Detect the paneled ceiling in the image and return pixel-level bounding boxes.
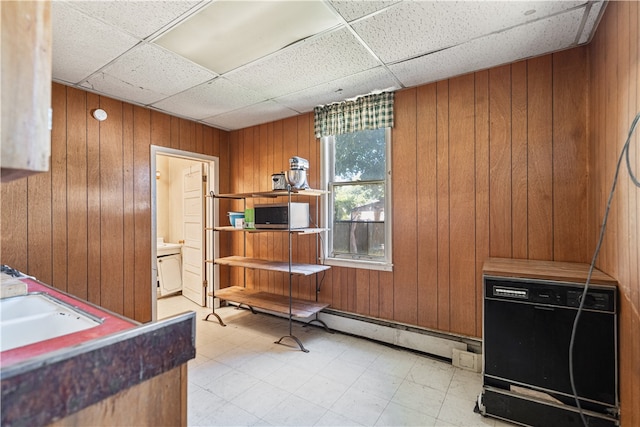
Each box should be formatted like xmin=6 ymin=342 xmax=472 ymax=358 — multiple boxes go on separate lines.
xmin=52 ymin=0 xmax=606 ymax=131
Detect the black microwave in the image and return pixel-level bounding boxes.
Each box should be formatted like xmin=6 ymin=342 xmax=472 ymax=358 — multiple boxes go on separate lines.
xmin=254 ymin=203 xmax=309 ymax=229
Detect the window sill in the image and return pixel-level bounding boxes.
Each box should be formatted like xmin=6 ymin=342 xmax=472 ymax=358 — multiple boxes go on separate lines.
xmin=322 ymin=258 xmax=393 ymax=272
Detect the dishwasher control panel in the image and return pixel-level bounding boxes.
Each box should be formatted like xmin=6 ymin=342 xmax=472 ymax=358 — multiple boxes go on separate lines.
xmin=566 ymin=289 xmax=612 ymax=310
xmin=486 ymin=277 xmax=616 ymax=313
xmin=492 ymin=286 xmax=528 ymax=299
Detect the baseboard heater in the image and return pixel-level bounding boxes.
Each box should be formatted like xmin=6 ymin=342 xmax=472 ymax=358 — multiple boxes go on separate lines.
xmin=222 ymin=301 xmax=471 ymax=359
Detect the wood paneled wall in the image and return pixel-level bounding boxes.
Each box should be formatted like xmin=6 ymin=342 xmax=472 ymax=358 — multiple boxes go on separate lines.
xmin=228 ymin=47 xmax=591 ymax=338
xmin=0 ymin=84 xmax=229 ymax=322
xmin=588 ymin=2 xmax=640 ymax=425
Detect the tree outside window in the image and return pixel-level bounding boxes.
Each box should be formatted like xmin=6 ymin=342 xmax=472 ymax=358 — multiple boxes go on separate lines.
xmin=323 ymin=128 xmax=392 ymax=270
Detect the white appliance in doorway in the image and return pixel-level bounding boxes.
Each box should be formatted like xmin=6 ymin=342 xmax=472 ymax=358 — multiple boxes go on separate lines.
xmin=157 ymin=237 xmax=182 ymax=297
xmin=181 ymin=164 xmax=206 ymax=306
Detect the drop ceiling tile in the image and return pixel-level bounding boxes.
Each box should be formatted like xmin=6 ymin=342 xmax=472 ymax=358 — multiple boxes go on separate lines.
xmin=353 ymin=1 xmax=586 ymax=63
xmin=224 ymin=27 xmax=380 ymax=99
xmin=579 ymin=1 xmax=606 ymax=44
xmin=275 ymin=67 xmax=399 ymax=113
xmin=202 ymin=101 xmax=299 ymax=131
xmin=155 ymin=1 xmax=341 ymax=74
xmin=83 ymin=43 xmax=216 ymax=105
xmin=329 ymin=0 xmax=400 ymax=22
xmin=151 ymin=78 xmax=268 ymax=120
xmin=52 ymin=1 xmax=139 ymax=84
xmin=389 ymin=7 xmax=586 ymax=88
xmin=80 ymin=73 xmax=162 ymax=106
xmin=66 ymin=1 xmax=203 ymax=39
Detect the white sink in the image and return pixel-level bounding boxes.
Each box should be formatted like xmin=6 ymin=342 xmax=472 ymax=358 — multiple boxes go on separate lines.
xmin=1 ymin=293 xmax=102 ymax=352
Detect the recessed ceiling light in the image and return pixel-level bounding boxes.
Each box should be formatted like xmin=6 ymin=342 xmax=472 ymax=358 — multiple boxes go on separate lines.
xmin=154 ymin=1 xmax=340 ymax=74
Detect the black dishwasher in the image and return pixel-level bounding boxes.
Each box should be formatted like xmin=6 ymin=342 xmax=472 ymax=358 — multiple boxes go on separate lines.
xmin=480 ymin=276 xmax=619 ymax=427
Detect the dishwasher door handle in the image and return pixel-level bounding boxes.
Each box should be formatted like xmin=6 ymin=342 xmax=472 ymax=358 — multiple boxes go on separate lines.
xmin=534 ymin=305 xmax=555 ymax=311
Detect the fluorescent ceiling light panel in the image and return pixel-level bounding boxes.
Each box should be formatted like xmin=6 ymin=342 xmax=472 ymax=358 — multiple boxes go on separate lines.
xmin=154 ymin=1 xmax=340 ymax=74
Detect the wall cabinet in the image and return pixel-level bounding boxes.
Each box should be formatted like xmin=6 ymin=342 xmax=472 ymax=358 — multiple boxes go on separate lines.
xmin=206 ymin=188 xmax=331 ymax=352
xmin=1 ymin=1 xmax=52 ymax=182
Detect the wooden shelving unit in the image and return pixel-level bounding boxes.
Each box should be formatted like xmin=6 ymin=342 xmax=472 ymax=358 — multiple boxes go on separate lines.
xmin=204 ymin=188 xmax=330 ymax=352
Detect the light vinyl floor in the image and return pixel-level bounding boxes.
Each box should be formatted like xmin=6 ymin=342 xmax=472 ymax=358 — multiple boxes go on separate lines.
xmin=158 ymin=295 xmax=513 ymax=427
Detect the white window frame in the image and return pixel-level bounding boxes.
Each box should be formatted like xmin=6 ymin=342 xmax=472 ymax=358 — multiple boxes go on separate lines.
xmin=320 ymin=128 xmax=393 ymax=272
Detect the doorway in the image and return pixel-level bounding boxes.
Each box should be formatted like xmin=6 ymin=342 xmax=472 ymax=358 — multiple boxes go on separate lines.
xmin=150 ymin=146 xmax=219 ymax=321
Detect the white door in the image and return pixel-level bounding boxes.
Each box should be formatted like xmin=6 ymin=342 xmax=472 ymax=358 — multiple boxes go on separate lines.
xmin=182 ymin=165 xmax=206 ymax=305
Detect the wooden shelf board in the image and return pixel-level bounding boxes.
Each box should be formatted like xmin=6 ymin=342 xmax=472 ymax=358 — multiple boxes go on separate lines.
xmin=208 ymin=256 xmax=330 ymax=276
xmin=213 ymin=226 xmax=242 ymax=231
xmin=213 ymin=189 xmax=328 ymax=199
xmin=213 ymin=226 xmax=326 ymax=234
xmin=209 ymin=286 xmax=329 ymax=318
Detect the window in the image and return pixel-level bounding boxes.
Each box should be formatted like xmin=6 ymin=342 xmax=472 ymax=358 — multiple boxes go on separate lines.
xmin=321 ymin=128 xmax=392 ymax=271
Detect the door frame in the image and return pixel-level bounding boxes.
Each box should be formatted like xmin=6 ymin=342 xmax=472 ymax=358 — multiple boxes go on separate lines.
xmin=150 ymin=145 xmax=219 ymax=321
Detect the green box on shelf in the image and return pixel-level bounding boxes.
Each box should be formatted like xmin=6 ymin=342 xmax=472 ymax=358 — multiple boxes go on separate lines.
xmin=244 ymin=208 xmax=255 ymax=229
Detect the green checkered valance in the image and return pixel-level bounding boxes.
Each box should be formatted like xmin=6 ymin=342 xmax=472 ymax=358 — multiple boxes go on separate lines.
xmin=313 ymin=91 xmax=394 ymax=138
